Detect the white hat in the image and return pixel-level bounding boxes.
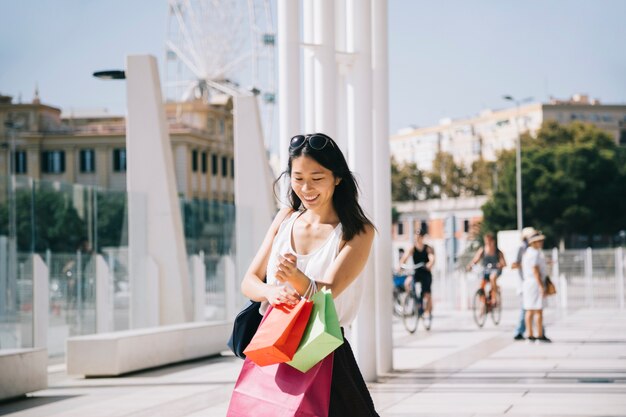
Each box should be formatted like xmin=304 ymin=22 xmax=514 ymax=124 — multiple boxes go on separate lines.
xmin=528 ymin=231 xmax=546 ymax=244
xmin=521 ymin=227 xmax=537 ymax=240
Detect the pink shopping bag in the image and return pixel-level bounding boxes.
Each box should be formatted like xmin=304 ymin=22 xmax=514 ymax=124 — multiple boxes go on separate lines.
xmin=227 ymin=352 xmax=334 ymax=417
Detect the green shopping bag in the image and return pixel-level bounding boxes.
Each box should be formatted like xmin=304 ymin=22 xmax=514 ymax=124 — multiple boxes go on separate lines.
xmin=287 ymin=288 xmax=344 ymax=372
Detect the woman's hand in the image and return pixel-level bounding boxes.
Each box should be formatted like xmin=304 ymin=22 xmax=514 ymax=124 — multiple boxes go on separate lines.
xmin=276 ymin=253 xmax=304 ymax=284
xmin=264 ymin=284 xmax=299 ymax=307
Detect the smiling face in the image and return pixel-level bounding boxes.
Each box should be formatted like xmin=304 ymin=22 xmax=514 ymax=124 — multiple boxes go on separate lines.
xmin=290 ymin=155 xmax=339 ymax=212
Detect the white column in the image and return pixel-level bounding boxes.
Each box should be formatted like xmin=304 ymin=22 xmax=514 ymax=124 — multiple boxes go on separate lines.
xmin=278 ymin=0 xmax=301 ymax=172
xmin=314 ymin=0 xmax=337 ymax=138
xmin=372 ymin=0 xmax=392 ymax=375
xmin=32 ymin=254 xmax=48 ymax=349
xmin=233 ymin=95 xmax=275 ymax=297
xmin=335 ymin=0 xmax=349 ymax=151
xmin=584 ymin=247 xmax=593 ymax=307
xmin=96 ymin=254 xmax=113 ymax=333
xmin=346 ymin=0 xmax=377 ymax=382
xmin=191 ymin=253 xmax=205 ymax=321
xmin=126 ymin=54 xmax=191 ymax=326
xmin=616 ymin=247 xmax=624 ymax=310
xmin=303 ymin=0 xmax=316 ymax=133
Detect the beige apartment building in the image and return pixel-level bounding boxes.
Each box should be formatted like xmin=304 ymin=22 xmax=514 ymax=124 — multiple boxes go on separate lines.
xmin=390 ymin=94 xmax=626 ymax=171
xmin=0 ymin=92 xmax=234 ymax=202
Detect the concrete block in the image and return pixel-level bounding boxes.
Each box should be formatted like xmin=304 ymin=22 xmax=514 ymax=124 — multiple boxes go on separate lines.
xmin=0 ymin=348 xmax=47 ymax=400
xmin=66 ymin=321 xmax=231 ymax=377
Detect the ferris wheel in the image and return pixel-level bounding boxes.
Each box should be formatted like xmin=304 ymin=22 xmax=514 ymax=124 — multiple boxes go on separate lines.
xmin=164 ymin=0 xmax=276 ymax=150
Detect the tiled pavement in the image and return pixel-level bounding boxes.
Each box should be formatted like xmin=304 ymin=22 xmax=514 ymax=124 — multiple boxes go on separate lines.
xmin=1 ymin=307 xmax=624 ymax=417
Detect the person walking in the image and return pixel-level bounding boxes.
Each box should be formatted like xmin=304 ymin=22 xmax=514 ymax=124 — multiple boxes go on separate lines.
xmin=235 ymin=133 xmax=379 ymax=416
xmin=511 ymin=227 xmax=537 ymax=340
xmin=522 ymin=231 xmax=551 ymax=343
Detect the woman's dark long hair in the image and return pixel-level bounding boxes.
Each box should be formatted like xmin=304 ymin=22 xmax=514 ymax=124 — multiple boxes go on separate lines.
xmin=274 ymin=134 xmax=374 ymax=242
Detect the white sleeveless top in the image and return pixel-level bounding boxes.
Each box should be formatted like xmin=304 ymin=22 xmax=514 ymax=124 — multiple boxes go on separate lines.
xmin=262 ymin=211 xmax=364 ymax=327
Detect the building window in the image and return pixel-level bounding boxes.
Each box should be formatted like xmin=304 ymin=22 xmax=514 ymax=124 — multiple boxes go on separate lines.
xmin=192 ymin=150 xmax=198 ymax=172
xmin=79 ymin=149 xmax=96 ymax=173
xmin=219 ymin=119 xmax=225 ymax=134
xmin=41 ymin=150 xmax=65 ymax=174
xmin=420 ymin=220 xmax=428 ymax=234
xmin=113 ymin=148 xmax=126 ymax=172
xmin=13 ymin=151 xmax=27 ymax=174
xmin=212 ymin=154 xmax=218 ymax=175
xmin=464 ymin=219 xmax=470 ymax=233
xmin=620 ymin=130 xmax=626 ymax=146
xmin=397 ymin=222 xmax=404 ymax=235
xmin=222 ymin=156 xmax=228 ymax=177
xmin=201 ymin=152 xmax=207 ymax=173
xmin=230 ymin=158 xmax=234 ymax=178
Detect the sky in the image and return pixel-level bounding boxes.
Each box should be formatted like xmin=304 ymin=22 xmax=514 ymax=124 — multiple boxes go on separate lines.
xmin=1 ymin=0 xmax=625 ymax=135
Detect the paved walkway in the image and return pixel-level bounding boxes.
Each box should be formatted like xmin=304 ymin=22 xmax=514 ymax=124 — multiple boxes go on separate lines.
xmin=1 ymin=308 xmax=625 ymax=417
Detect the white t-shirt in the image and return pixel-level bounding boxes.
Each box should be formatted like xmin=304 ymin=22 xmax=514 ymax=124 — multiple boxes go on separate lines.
xmin=521 ymin=247 xmax=547 ymax=281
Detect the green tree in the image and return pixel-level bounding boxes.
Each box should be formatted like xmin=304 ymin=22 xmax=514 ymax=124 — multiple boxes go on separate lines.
xmin=482 ymin=121 xmax=626 ymax=246
xmin=0 ymin=186 xmax=87 ymax=252
xmin=428 ymin=151 xmax=468 ymax=198
xmin=391 ymin=158 xmax=431 ymax=201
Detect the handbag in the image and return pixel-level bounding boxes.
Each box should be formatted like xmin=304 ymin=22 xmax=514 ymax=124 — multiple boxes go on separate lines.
xmin=227 ymin=353 xmax=334 ymax=417
xmin=288 ymin=288 xmax=343 ymax=373
xmin=227 ymin=300 xmax=263 ymax=359
xmin=244 ymin=295 xmax=314 ymax=366
xmin=545 ymin=276 xmax=557 ymax=296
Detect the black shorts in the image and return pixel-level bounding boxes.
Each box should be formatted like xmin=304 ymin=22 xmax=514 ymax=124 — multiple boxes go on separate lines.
xmin=413 ymin=273 xmax=432 ymax=295
xmin=483 ymin=268 xmax=502 ymax=281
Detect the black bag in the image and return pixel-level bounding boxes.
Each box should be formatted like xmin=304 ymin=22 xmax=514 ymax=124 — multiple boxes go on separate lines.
xmin=227 ymin=300 xmax=263 ymax=359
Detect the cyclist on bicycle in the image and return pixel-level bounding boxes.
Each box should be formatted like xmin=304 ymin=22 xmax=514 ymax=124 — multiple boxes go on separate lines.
xmin=399 ymin=229 xmax=435 ymax=320
xmin=467 ymin=233 xmax=506 ymax=305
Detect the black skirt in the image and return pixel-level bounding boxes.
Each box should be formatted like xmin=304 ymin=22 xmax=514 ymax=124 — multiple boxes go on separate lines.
xmin=329 ymin=331 xmax=380 ymax=417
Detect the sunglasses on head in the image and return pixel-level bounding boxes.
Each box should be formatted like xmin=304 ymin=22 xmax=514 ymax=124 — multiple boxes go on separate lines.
xmin=289 ymin=133 xmax=335 ymax=151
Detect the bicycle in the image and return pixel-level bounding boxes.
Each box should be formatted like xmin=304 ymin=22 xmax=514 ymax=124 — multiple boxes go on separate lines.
xmin=392 ymin=270 xmax=407 ymax=317
xmin=470 ymin=264 xmax=502 ymax=328
xmin=399 ymin=263 xmax=432 ymax=333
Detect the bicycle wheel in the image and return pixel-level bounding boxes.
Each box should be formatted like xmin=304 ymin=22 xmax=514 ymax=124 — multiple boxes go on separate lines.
xmin=403 ymin=292 xmax=418 ymax=333
xmin=472 ymin=289 xmax=487 ymax=328
xmin=491 ymin=289 xmax=502 ymax=325
xmin=393 ymin=289 xmax=405 ymax=317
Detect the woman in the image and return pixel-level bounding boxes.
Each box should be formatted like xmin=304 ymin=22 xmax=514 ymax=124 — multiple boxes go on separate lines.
xmin=399 ymin=229 xmax=435 ymax=320
xmin=467 ymin=233 xmax=506 ymax=305
xmin=522 ymin=231 xmax=551 ymax=343
xmin=238 ymin=133 xmax=379 ymax=416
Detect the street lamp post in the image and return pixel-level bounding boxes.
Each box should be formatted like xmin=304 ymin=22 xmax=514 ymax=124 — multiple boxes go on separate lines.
xmin=502 ymin=95 xmax=532 ymax=231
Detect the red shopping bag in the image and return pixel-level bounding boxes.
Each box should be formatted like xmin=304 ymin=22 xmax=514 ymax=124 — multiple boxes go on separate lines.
xmin=227 ymin=353 xmax=334 ymax=417
xmin=244 ymin=297 xmax=313 ymax=366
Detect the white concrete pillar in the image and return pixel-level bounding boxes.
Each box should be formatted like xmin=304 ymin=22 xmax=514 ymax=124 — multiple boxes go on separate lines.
xmin=32 ymin=254 xmax=48 ymax=349
xmin=314 ymin=0 xmax=337 ymax=138
xmin=223 ymin=254 xmax=238 ymax=320
xmin=616 ymin=247 xmax=624 ymax=310
xmin=96 ymin=254 xmax=113 ymax=333
xmin=303 ymin=0 xmax=316 ymax=133
xmin=126 ymin=54 xmax=191 ymax=326
xmin=191 ymin=253 xmax=205 ymax=321
xmin=584 ymin=247 xmax=593 ymax=307
xmin=233 ymin=95 xmax=275 ymax=295
xmin=372 ymin=0 xmax=393 ymax=375
xmin=278 ymin=0 xmax=301 ymax=172
xmin=346 ymin=0 xmax=377 ymax=382
xmin=335 ymin=0 xmax=349 ymax=152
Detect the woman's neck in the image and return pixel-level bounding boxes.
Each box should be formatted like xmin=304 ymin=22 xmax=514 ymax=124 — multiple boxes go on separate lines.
xmin=301 ymin=206 xmax=339 ymax=226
